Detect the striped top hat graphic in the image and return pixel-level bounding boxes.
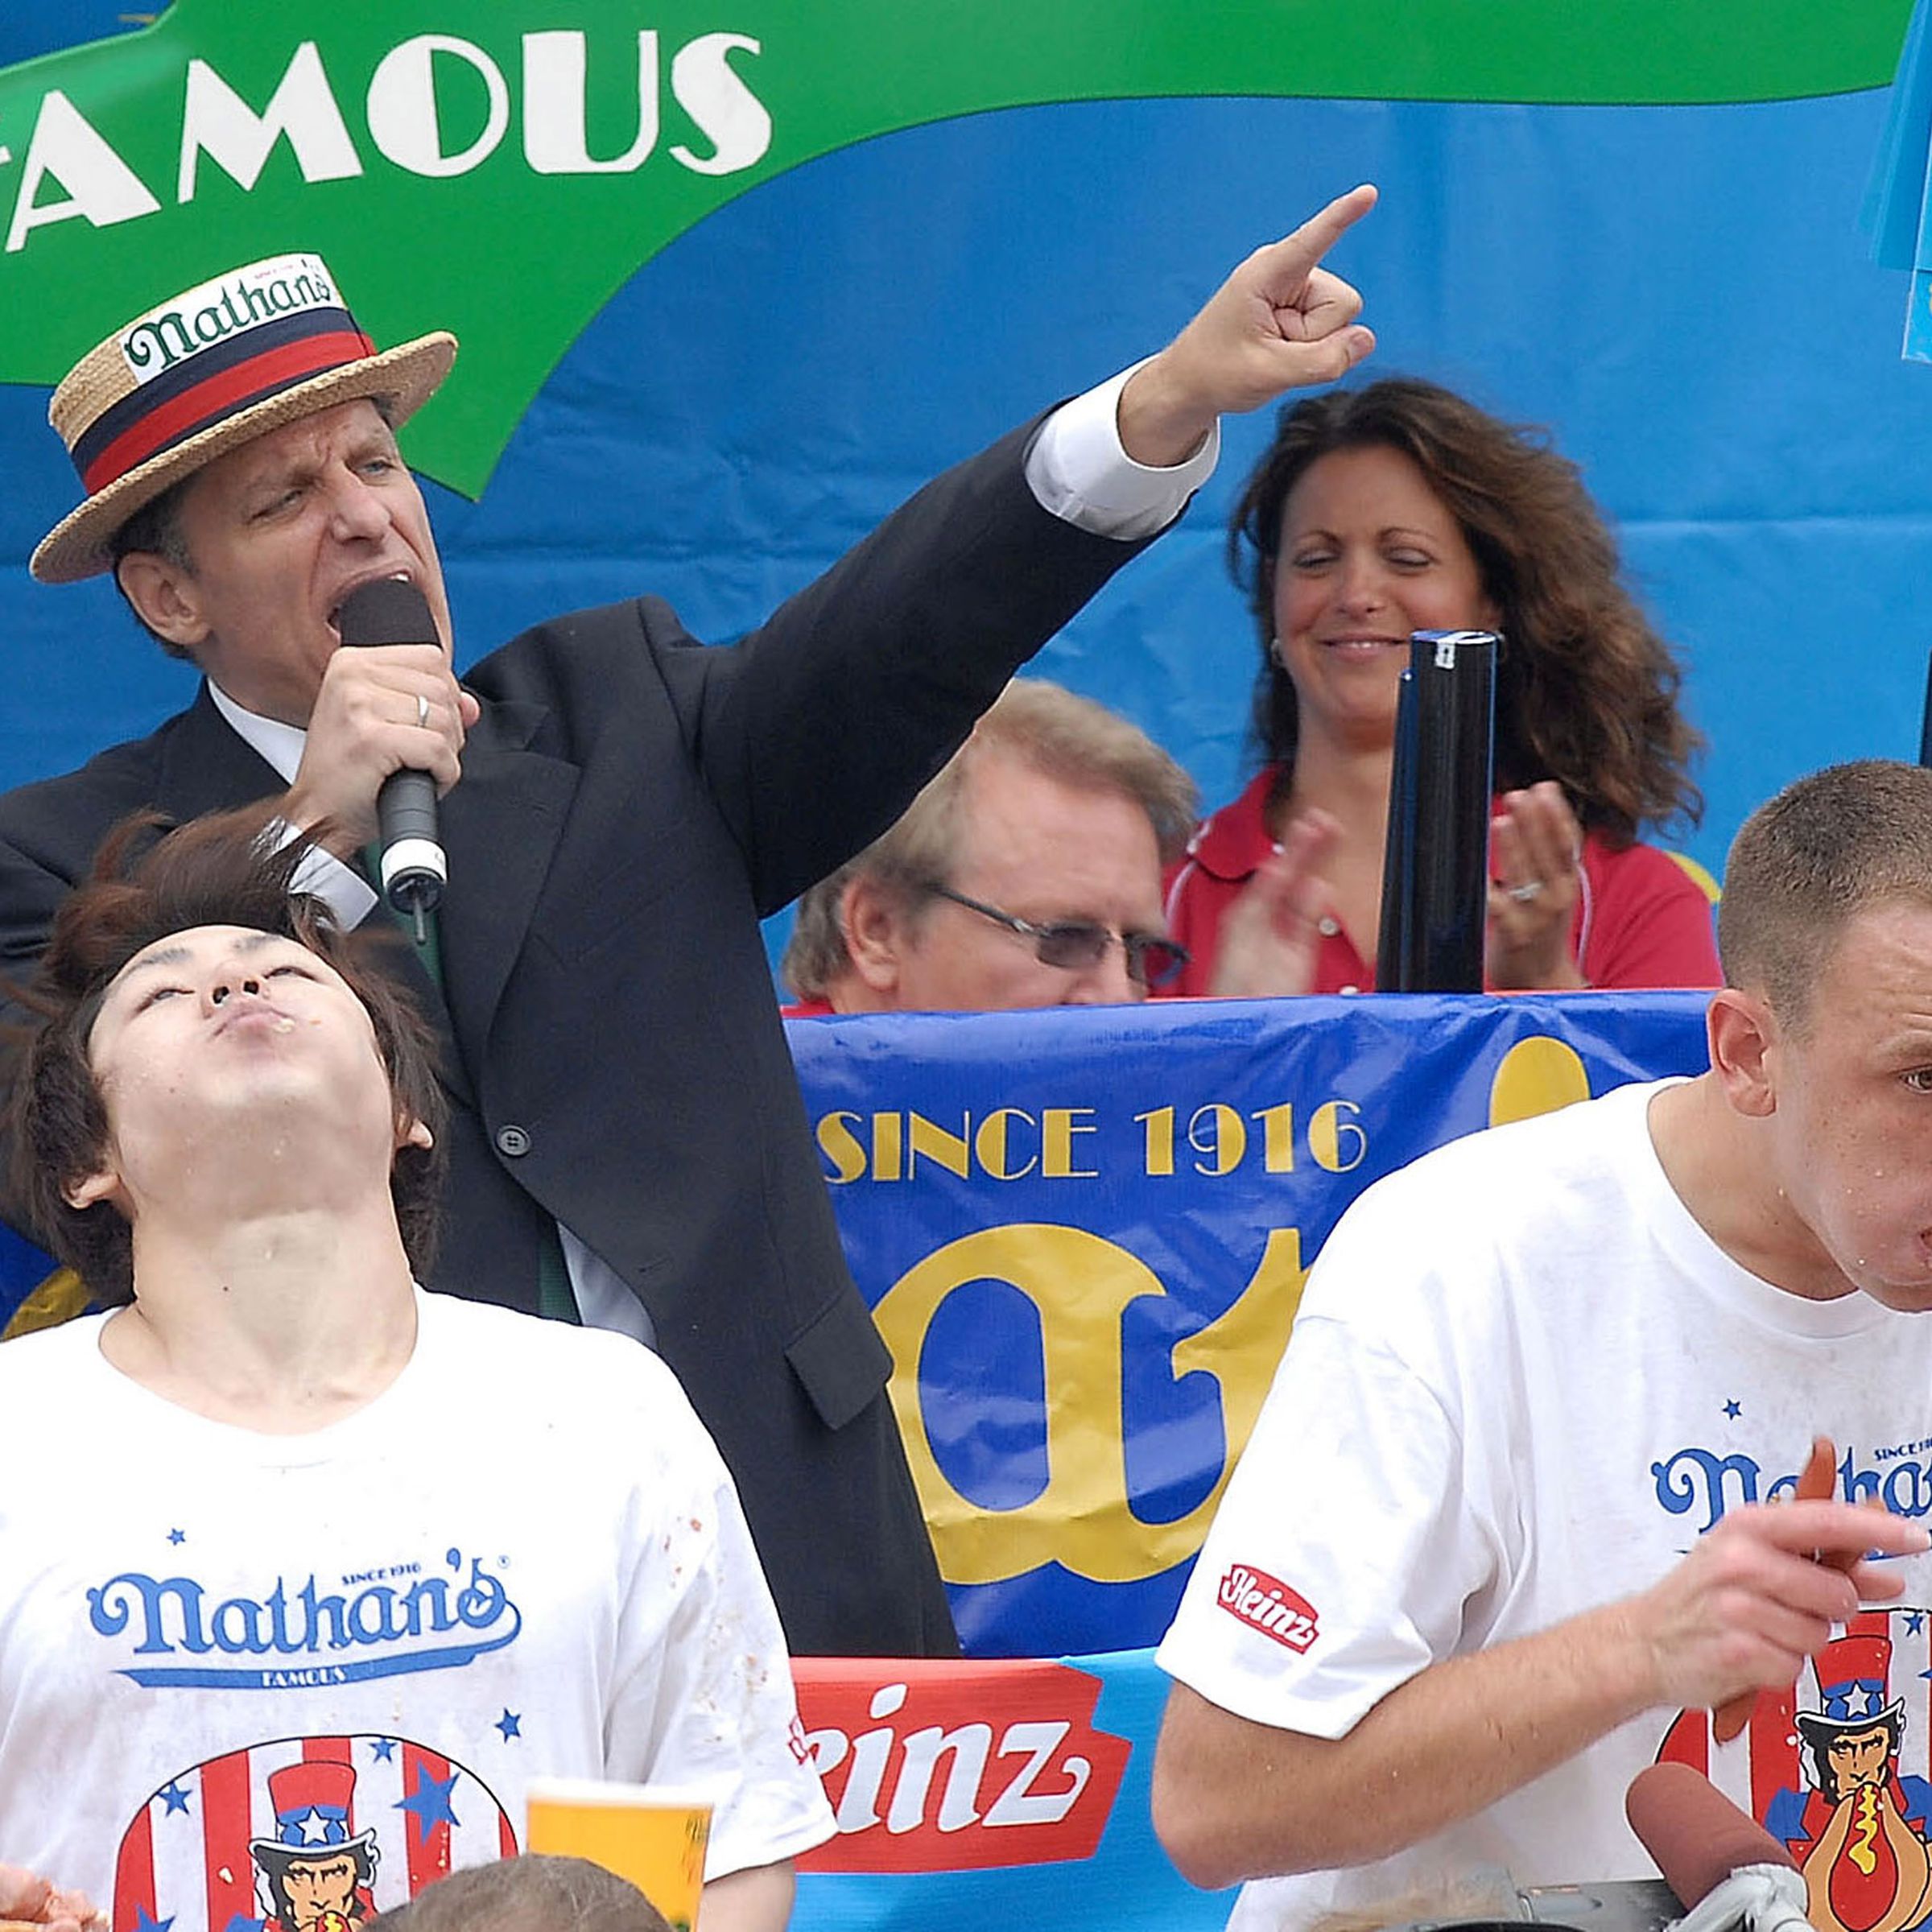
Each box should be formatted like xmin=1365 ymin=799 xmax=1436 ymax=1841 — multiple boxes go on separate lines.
xmin=248 ymin=1756 xmax=380 ymax=1860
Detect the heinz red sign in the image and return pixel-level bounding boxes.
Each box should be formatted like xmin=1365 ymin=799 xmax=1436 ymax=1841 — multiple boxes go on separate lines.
xmin=791 ymin=1657 xmax=1133 ymax=1872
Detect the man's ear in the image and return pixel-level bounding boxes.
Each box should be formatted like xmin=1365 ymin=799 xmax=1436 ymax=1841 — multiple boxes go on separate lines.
xmin=1707 ymin=986 xmax=1778 ymax=1118
xmin=115 ymin=551 xmax=212 ymax=653
xmin=841 ymin=876 xmax=909 ymax=995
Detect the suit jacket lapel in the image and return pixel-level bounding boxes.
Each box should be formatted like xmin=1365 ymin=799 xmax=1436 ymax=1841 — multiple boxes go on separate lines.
xmin=437 ymin=696 xmax=578 ymax=1059
xmin=156 ymin=684 xmax=287 ymax=818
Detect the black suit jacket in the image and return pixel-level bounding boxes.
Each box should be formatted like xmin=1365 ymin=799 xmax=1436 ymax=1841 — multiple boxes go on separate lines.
xmin=0 ymin=418 xmax=1156 ymax=1655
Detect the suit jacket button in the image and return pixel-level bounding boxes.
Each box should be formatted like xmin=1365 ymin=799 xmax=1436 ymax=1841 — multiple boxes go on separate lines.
xmin=495 ymin=1125 xmax=532 ymax=1158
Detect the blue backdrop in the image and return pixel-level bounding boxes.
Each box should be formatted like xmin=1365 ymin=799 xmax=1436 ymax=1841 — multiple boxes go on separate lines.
xmin=3 ymin=7 xmax=1931 ymax=896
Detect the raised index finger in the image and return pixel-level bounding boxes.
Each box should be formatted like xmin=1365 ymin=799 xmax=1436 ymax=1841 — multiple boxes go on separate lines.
xmin=1259 ymin=184 xmax=1378 ymax=288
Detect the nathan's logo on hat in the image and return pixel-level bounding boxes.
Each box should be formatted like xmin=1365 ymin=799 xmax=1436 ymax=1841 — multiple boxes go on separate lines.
xmin=67 ymin=250 xmax=378 ymax=503
xmin=32 ymin=250 xmax=455 ymax=586
xmin=119 ymin=254 xmax=341 ymax=382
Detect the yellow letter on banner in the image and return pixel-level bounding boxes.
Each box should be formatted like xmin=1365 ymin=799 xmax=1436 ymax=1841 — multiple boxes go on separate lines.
xmin=1486 ymin=1035 xmax=1592 ymax=1126
xmin=873 ymin=1225 xmax=1307 ymax=1586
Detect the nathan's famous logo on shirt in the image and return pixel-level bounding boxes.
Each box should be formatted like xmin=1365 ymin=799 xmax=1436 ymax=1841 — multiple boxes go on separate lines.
xmin=1216 ymin=1565 xmax=1319 ymax=1652
xmin=86 ymin=1547 xmax=521 ymax=1689
xmin=1652 ymin=1435 xmax=1932 ymax=1535
xmin=792 ymin=1659 xmax=1131 ymax=1873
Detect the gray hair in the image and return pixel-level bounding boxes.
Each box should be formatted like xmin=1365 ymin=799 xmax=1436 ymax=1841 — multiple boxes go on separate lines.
xmin=782 ymin=678 xmax=1197 ymax=999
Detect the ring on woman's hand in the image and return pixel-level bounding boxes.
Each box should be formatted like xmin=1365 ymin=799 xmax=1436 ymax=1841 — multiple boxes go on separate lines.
xmin=415 ymin=693 xmax=431 ymax=729
xmin=1508 ymin=879 xmax=1546 ymax=903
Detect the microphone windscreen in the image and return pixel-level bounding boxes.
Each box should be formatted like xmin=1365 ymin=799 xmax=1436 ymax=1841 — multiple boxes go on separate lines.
xmin=336 ymin=577 xmax=438 ymax=649
xmin=1626 ymin=1761 xmax=1796 ymax=1911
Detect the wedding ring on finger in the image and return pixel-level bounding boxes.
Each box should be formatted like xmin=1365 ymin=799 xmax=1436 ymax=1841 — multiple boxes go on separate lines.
xmin=415 ymin=693 xmax=431 ymax=729
xmin=1508 ymin=879 xmax=1546 ymax=904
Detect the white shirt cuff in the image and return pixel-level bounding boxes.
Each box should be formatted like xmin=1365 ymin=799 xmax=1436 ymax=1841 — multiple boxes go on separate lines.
xmin=1025 ymin=359 xmax=1220 ymax=540
xmin=262 ymin=817 xmax=379 ymax=930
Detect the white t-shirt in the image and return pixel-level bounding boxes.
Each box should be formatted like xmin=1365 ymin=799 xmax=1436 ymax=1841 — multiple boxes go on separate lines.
xmin=1158 ymin=1078 xmax=1932 ymax=1931
xmin=0 ymin=1291 xmax=832 ymax=1928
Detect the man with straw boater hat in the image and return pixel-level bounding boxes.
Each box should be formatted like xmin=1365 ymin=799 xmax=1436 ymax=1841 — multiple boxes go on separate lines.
xmin=0 ymin=192 xmax=1378 ymax=1660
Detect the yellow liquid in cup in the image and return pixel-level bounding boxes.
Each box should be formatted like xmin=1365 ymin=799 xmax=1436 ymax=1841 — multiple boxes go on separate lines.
xmin=525 ymin=1778 xmax=712 ymax=1931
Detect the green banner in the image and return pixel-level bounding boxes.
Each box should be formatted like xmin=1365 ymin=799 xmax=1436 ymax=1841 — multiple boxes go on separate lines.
xmin=0 ymin=0 xmax=1912 ymax=493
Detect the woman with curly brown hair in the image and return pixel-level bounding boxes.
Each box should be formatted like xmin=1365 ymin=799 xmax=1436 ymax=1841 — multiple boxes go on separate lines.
xmin=1162 ymin=377 xmax=1719 ymax=996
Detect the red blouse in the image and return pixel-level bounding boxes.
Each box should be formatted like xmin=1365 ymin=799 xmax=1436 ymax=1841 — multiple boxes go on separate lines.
xmin=1160 ymin=765 xmax=1722 ymax=998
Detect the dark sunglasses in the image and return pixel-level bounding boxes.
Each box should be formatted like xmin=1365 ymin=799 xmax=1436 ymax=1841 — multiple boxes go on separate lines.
xmin=925 ymin=884 xmax=1190 ymax=990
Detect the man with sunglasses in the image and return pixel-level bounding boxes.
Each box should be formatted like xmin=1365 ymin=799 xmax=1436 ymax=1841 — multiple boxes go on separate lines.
xmin=782 ymin=679 xmax=1196 ymax=1013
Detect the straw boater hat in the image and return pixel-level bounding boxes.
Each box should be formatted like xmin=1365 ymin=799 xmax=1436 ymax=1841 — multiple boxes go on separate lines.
xmin=31 ymin=250 xmax=455 ymax=585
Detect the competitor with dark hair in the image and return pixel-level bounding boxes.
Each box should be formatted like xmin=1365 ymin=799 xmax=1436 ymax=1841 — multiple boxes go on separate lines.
xmin=0 ymin=813 xmax=831 ymax=1932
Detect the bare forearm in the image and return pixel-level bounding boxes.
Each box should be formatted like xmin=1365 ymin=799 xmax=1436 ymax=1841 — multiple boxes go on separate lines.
xmin=1116 ymin=356 xmax=1220 ymax=470
xmin=698 ymin=1859 xmax=794 ymax=1932
xmin=1157 ymin=1496 xmax=1922 ymax=1889
xmin=1156 ymin=1598 xmax=1655 ymax=1886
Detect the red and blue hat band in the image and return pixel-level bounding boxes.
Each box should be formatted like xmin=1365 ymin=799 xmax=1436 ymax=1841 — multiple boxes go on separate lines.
xmin=72 ymin=305 xmax=377 ymax=497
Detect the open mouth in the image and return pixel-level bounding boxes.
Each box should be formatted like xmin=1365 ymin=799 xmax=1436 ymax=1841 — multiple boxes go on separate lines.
xmin=326 ymin=570 xmax=416 ymax=641
xmin=211 ymin=1002 xmax=296 ymax=1039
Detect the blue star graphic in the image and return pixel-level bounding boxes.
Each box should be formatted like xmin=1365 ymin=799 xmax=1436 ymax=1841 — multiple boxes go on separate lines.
xmin=1908 ymin=1612 xmax=1926 ymax=1637
xmin=167 ymin=1528 xmax=186 ymax=1545
xmin=1723 ymin=1401 xmax=1742 ymax=1420
xmin=132 ymin=1909 xmax=175 ymax=1932
xmin=369 ymin=1737 xmax=398 ymax=1762
xmin=496 ymin=1709 xmax=522 ymax=1741
xmin=221 ymin=1916 xmax=266 ymax=1932
xmin=159 ymin=1780 xmax=192 ymax=1816
xmin=395 ymin=1764 xmax=461 ymax=1846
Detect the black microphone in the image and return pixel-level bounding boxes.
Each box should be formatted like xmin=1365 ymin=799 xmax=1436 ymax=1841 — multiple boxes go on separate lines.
xmin=1625 ymin=1762 xmax=1807 ymax=1925
xmin=335 ymin=577 xmax=448 ymax=942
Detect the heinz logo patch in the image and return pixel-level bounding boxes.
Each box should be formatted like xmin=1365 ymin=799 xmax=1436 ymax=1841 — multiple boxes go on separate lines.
xmin=1217 ymin=1565 xmax=1320 ymax=1651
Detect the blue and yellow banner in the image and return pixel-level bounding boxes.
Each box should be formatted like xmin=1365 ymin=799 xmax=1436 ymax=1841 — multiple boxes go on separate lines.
xmin=786 ymin=992 xmax=1711 ymax=1655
